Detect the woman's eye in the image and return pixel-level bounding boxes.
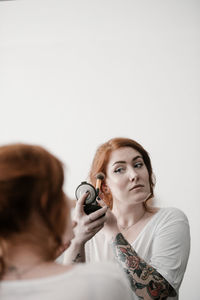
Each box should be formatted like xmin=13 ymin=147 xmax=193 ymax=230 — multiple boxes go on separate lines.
xmin=114 ymin=167 xmax=125 ymax=173
xmin=134 ymin=162 xmax=143 ymax=168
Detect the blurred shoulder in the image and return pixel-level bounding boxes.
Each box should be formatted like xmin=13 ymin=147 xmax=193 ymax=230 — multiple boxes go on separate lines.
xmin=73 ymin=261 xmax=130 ymax=285
xmin=74 ymin=261 xmax=126 ymax=278
xmin=73 ymin=262 xmax=132 ymax=298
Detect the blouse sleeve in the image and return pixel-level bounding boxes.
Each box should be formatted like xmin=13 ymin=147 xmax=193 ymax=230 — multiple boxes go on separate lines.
xmin=149 ymin=207 xmax=190 ymax=291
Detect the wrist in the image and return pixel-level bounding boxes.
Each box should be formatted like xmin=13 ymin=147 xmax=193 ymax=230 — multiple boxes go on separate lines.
xmin=71 ymin=237 xmax=86 ymax=249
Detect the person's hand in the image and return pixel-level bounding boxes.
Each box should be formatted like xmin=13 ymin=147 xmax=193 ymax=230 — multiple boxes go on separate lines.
xmin=72 ymin=192 xmax=108 ymax=245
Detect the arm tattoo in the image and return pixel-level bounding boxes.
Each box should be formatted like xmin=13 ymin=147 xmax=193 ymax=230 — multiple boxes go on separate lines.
xmin=72 ymin=253 xmax=82 ymax=263
xmin=112 ymin=233 xmax=176 ymax=299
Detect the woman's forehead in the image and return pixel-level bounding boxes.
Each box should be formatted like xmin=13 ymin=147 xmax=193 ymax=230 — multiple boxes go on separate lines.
xmin=107 ymin=147 xmax=141 ymax=165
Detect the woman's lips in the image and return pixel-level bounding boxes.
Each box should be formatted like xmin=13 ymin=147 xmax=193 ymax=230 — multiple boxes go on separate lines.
xmin=129 ymin=184 xmax=144 ymax=191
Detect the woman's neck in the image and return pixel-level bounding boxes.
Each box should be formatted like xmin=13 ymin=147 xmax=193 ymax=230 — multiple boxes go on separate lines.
xmin=4 ymin=243 xmax=45 ymax=271
xmin=112 ymin=201 xmax=146 ymax=229
xmin=3 ymin=242 xmax=72 ymax=281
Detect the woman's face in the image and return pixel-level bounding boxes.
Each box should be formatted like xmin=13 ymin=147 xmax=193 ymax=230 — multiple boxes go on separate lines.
xmin=105 ymin=147 xmax=151 ymax=206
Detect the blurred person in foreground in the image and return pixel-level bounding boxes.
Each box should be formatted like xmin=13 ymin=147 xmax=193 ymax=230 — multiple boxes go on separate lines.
xmin=0 ymin=143 xmax=133 ymax=300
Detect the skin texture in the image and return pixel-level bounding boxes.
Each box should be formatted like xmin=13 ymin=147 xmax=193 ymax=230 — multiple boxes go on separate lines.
xmin=105 ymin=147 xmax=151 ymax=210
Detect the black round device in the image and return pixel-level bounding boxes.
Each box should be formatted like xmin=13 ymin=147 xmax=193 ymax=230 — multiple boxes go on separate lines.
xmin=75 ymin=181 xmax=101 ymax=215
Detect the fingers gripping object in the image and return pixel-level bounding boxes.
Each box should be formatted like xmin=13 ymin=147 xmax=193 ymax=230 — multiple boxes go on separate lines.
xmin=75 ymin=173 xmax=105 ymax=215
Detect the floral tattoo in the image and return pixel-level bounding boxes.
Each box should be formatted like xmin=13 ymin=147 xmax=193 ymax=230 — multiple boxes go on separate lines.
xmin=112 ymin=233 xmax=176 ymax=299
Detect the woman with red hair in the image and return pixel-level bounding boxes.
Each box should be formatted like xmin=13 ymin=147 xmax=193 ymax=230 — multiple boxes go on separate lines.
xmin=0 ymin=143 xmax=133 ymax=300
xmin=65 ymin=137 xmax=190 ymax=300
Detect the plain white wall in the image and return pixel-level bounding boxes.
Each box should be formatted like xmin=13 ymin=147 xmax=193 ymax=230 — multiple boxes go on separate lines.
xmin=0 ymin=0 xmax=199 ymax=298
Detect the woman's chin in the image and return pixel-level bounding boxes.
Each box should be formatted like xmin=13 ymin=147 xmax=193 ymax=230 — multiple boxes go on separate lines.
xmin=130 ymin=193 xmax=150 ymax=204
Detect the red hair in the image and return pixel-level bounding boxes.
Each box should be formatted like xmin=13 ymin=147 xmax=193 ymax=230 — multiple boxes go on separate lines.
xmin=0 ymin=144 xmax=68 ymax=278
xmin=89 ymin=137 xmax=155 ymax=210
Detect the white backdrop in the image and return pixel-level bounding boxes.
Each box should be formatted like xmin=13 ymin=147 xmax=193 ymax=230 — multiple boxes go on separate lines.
xmin=0 ymin=0 xmax=199 ymax=299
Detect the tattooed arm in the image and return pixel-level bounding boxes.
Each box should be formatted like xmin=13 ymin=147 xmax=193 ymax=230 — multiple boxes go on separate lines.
xmin=112 ymin=233 xmax=176 ymax=300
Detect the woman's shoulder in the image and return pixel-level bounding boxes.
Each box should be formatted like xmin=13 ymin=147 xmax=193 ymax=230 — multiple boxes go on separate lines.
xmin=73 ymin=261 xmax=125 ymax=278
xmin=72 ymin=262 xmax=129 ymax=285
xmin=152 ymin=207 xmax=190 ymax=233
xmin=71 ymin=262 xmax=133 ymax=298
xmin=156 ymin=206 xmax=189 ymax=221
xmin=0 ymin=263 xmax=133 ymax=300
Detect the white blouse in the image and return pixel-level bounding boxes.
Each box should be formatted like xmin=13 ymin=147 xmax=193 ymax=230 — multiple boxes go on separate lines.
xmin=85 ymin=207 xmax=190 ymax=300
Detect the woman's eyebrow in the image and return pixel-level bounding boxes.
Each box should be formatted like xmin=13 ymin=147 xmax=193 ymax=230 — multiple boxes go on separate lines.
xmin=112 ymin=155 xmax=143 ymax=166
xmin=132 ymin=155 xmax=143 ymax=161
xmin=112 ymin=160 xmax=126 ymax=166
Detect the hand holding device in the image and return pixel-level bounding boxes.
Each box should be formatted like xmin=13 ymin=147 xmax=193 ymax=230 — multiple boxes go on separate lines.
xmin=75 ymin=173 xmax=105 ymax=215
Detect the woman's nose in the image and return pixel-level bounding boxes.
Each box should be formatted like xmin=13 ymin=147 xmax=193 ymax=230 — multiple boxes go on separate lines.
xmin=128 ymin=168 xmax=138 ymax=181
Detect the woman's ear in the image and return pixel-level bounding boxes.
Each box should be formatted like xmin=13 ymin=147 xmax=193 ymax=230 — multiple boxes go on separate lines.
xmin=100 ymin=182 xmax=113 ymax=210
xmin=101 ymin=183 xmax=110 ymax=194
